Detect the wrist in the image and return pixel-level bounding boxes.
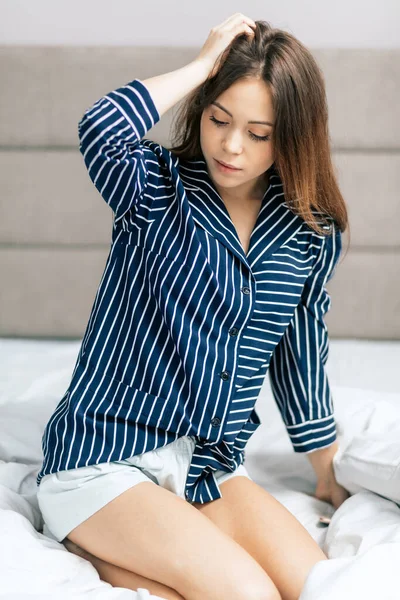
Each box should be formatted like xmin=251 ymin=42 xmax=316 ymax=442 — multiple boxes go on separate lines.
xmin=191 ymin=57 xmax=213 ymax=80
xmin=306 ymin=440 xmax=339 ymax=481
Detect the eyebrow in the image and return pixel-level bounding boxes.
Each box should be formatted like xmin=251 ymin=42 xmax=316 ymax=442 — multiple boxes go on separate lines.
xmin=211 ymin=101 xmax=274 ymax=127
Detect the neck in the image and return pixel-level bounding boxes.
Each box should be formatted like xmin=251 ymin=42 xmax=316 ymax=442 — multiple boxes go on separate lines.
xmin=217 ymin=173 xmax=270 ymax=205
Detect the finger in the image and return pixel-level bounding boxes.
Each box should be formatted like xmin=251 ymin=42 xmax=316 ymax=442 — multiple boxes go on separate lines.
xmin=225 ymin=13 xmax=250 ymax=23
xmin=233 ymin=13 xmax=256 ymax=27
xmin=238 ymin=14 xmax=257 ymax=28
xmin=227 ymin=21 xmax=255 ymax=37
xmin=218 ymin=13 xmax=244 ymax=28
xmin=244 ymin=24 xmax=255 ymax=36
xmin=221 ymin=13 xmax=256 ymax=30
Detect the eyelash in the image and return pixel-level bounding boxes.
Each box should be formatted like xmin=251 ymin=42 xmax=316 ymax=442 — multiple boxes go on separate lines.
xmin=208 ymin=115 xmax=271 ymax=142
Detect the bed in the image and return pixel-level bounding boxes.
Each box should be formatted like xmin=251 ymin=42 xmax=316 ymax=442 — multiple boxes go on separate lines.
xmin=0 ymin=337 xmax=399 ymax=599
xmin=0 ymin=45 xmax=399 ymax=599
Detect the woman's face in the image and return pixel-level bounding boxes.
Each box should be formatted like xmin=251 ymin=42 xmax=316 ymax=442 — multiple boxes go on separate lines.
xmin=200 ymin=77 xmax=275 ymax=200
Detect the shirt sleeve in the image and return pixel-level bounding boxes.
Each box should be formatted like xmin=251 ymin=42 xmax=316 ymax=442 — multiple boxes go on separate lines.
xmin=78 ymin=78 xmax=161 ymax=224
xmin=267 ymin=221 xmax=342 ymax=453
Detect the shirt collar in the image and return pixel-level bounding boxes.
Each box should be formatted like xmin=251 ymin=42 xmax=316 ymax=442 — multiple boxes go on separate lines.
xmin=178 ymin=156 xmax=306 ymax=271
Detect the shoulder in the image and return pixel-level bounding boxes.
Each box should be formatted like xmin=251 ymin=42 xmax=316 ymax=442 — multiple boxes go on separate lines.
xmin=307 ymin=210 xmax=338 ymax=235
xmin=305 ymin=213 xmax=342 ymax=283
xmin=303 ymin=212 xmax=342 ymax=261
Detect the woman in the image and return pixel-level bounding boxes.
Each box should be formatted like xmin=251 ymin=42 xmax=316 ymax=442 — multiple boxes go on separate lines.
xmin=37 ymin=13 xmax=350 ymax=600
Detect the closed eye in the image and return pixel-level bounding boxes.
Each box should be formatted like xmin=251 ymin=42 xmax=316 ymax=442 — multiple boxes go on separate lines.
xmin=209 ymin=115 xmax=271 ymax=142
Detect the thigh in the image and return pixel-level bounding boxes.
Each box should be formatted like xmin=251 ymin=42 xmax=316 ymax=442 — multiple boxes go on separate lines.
xmin=193 ymin=476 xmax=327 ymax=600
xmin=215 ymin=463 xmax=252 ymax=488
xmin=191 ymin=464 xmax=252 ymax=540
xmin=63 ymin=538 xmax=186 ymax=600
xmin=66 ymin=480 xmax=281 ymax=600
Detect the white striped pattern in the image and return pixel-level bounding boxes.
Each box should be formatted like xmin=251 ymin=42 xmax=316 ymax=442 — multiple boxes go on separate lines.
xmin=37 ymin=79 xmax=342 ymax=503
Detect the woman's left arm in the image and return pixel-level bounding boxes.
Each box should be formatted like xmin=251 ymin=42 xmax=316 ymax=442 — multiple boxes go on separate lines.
xmin=268 ymin=220 xmax=350 ymax=509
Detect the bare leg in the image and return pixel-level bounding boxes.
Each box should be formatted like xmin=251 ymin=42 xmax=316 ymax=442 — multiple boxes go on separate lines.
xmin=193 ymin=476 xmax=327 ymax=600
xmin=65 ymin=481 xmax=281 ymax=600
xmin=63 ymin=538 xmax=185 ymax=600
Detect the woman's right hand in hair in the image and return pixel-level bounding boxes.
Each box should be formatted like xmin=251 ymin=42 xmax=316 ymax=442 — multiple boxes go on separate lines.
xmin=195 ymin=13 xmax=256 ymax=78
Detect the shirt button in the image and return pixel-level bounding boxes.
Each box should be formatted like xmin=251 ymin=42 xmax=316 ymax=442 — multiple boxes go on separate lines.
xmin=241 ymin=286 xmax=251 ymax=295
xmin=220 ymin=370 xmax=230 ymax=380
xmin=211 ymin=417 xmax=221 ymax=427
xmin=229 ymin=327 xmax=239 ymax=336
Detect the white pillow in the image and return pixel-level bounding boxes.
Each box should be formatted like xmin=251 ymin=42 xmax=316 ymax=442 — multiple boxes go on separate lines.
xmin=333 ymin=396 xmax=400 ymax=505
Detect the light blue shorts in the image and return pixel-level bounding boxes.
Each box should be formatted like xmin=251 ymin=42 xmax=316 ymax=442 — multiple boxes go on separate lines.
xmin=37 ymin=435 xmax=252 ymax=543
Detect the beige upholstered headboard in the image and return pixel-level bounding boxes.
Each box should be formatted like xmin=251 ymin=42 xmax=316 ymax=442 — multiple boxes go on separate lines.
xmin=0 ymin=46 xmax=399 ymax=339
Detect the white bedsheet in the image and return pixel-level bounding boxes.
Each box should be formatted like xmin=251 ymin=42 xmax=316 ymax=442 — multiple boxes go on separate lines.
xmin=0 ymin=337 xmax=399 ymax=600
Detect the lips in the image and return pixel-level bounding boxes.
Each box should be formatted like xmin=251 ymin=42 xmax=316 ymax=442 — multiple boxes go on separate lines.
xmin=215 ymin=159 xmax=241 ymax=171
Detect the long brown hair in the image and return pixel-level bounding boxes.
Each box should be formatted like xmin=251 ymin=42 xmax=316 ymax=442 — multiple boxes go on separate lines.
xmin=166 ymin=20 xmax=350 ymax=247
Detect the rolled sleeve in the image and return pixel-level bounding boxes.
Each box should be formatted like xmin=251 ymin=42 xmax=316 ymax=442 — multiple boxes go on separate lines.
xmin=78 ymin=79 xmax=161 ymax=223
xmin=268 ymin=221 xmax=343 ymax=453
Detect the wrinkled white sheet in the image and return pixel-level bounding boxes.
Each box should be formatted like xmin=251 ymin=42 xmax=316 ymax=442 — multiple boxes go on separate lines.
xmin=299 ymin=491 xmax=400 ymax=600
xmin=0 ymin=338 xmax=399 ymax=600
xmin=0 ymin=463 xmax=164 ymax=599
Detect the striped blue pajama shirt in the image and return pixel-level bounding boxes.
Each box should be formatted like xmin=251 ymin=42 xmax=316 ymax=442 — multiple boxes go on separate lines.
xmin=37 ymin=78 xmax=342 ymax=504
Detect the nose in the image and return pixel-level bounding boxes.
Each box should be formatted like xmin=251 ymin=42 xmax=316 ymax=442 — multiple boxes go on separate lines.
xmin=222 ymin=129 xmax=243 ymax=154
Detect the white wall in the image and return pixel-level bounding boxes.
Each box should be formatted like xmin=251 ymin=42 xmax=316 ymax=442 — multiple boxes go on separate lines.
xmin=1 ymin=0 xmax=399 ymax=47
